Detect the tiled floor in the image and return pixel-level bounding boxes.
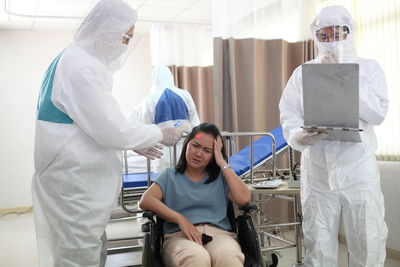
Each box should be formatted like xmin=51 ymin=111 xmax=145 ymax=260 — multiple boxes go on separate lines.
xmin=1 ymin=211 xmax=399 ymax=267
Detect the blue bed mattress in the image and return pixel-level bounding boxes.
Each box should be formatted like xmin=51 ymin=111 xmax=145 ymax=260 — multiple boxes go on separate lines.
xmin=229 ymin=126 xmax=287 ymax=176
xmin=123 ymin=172 xmax=157 ymax=188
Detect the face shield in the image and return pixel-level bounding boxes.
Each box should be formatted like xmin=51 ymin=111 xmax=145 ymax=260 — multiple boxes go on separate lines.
xmin=314 ymin=24 xmax=352 ymax=63
xmin=315 ymin=25 xmax=350 ymax=43
xmin=121 ymin=32 xmax=142 ymax=67
xmin=311 ymin=6 xmax=357 ymax=63
xmin=108 ymin=29 xmax=143 ymax=73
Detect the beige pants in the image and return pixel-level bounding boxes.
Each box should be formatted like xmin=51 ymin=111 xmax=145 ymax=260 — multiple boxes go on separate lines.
xmin=162 ymin=224 xmax=244 ymax=267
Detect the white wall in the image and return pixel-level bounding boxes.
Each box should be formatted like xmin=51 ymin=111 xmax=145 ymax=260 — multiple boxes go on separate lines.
xmin=337 ymin=161 xmax=400 ymax=251
xmin=0 ymin=29 xmax=152 ymax=208
xmin=378 ymin=161 xmax=400 ymax=250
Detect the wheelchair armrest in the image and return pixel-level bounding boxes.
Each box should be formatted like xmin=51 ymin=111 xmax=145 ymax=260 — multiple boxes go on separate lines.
xmin=142 ymin=211 xmax=155 ymax=218
xmin=238 ymin=204 xmax=258 ymax=213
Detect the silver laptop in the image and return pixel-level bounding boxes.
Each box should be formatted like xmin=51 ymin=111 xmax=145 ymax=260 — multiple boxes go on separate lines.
xmin=302 ymin=63 xmax=362 ymax=142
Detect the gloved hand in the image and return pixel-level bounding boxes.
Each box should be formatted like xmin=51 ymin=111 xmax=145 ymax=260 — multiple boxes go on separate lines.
xmin=160 ymin=127 xmax=183 ymax=146
xmin=174 ymin=120 xmax=190 ymax=134
xmin=134 ymin=145 xmax=163 ymax=160
xmin=297 ymin=131 xmax=328 ymax=146
xmin=318 ymin=52 xmax=338 ymax=63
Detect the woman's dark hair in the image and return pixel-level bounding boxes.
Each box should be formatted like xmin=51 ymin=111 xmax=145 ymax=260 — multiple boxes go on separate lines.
xmin=175 ymin=123 xmax=227 ymax=184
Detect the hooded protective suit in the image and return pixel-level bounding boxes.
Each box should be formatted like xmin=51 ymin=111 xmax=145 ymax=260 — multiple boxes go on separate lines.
xmin=32 ymin=1 xmax=162 ymax=266
xmin=140 ymin=65 xmax=200 ymax=171
xmin=279 ymin=6 xmax=388 ymax=267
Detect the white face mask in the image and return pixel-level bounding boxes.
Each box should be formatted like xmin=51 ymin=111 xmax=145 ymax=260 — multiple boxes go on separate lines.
xmin=105 ymin=32 xmax=140 ymax=72
xmin=108 ymin=58 xmax=122 ymax=74
xmin=102 ymin=42 xmax=128 ymax=73
xmin=319 ymin=38 xmax=349 ymax=54
xmin=105 ymin=42 xmax=128 ymax=63
xmin=320 ymin=41 xmax=337 ymax=51
xmin=317 ymin=37 xmax=357 ymax=63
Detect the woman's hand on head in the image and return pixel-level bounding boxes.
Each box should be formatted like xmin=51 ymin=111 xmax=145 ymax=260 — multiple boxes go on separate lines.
xmin=214 ymin=136 xmax=227 ymax=168
xmin=177 ymin=216 xmax=202 ymax=245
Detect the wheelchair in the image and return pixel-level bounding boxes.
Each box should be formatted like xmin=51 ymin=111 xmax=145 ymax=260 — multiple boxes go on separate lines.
xmin=141 ymin=203 xmax=279 ymax=267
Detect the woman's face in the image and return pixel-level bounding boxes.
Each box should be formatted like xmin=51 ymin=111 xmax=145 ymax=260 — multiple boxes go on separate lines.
xmin=185 ymin=132 xmax=215 ymax=170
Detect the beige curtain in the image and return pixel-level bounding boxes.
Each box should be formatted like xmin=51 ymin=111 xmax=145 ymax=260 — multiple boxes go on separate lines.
xmin=169 ymin=39 xmax=315 ymax=133
xmin=213 ymin=37 xmax=315 ymax=226
xmin=169 ymin=66 xmax=214 ymax=123
xmin=213 ymin=38 xmax=315 ymax=132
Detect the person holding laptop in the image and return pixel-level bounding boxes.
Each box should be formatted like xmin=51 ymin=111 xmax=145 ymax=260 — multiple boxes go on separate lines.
xmin=279 ymin=5 xmax=389 ymax=267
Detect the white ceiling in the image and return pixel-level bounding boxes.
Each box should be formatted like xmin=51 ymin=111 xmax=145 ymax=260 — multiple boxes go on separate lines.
xmin=0 ymin=0 xmax=212 ymax=31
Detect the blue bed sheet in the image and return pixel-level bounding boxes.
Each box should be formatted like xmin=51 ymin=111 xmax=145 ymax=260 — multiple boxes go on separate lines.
xmin=229 ymin=126 xmax=287 ymax=176
xmin=123 ymin=172 xmax=157 ymax=188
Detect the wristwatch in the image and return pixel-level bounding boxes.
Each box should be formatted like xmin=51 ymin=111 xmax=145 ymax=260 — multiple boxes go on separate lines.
xmin=222 ymin=164 xmax=231 ymax=171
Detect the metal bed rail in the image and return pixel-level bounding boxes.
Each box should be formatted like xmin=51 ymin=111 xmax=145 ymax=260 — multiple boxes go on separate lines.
xmin=108 ymin=152 xmax=155 ymax=253
xmin=221 ymin=131 xmax=279 ymax=183
xmin=121 ymin=151 xmax=153 ymax=213
xmin=250 ymin=190 xmax=303 ymax=266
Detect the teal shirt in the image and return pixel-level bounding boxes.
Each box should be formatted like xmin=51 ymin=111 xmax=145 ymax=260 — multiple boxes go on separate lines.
xmin=154 ymin=167 xmax=231 ymax=234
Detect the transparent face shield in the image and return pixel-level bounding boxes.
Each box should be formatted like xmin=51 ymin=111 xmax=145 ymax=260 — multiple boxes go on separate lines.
xmin=109 ymin=29 xmax=142 ymax=73
xmin=119 ymin=32 xmax=142 ymax=68
xmin=315 ymin=25 xmax=350 ymax=63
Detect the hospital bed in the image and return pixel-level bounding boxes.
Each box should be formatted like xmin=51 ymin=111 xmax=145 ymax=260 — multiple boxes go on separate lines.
xmin=111 ymin=126 xmax=303 ymax=265
xmin=223 ymin=126 xmax=289 ymax=182
xmin=106 ymin=154 xmax=155 ymax=254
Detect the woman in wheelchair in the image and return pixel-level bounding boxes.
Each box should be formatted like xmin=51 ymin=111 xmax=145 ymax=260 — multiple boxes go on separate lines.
xmin=139 ymin=122 xmax=251 ymax=267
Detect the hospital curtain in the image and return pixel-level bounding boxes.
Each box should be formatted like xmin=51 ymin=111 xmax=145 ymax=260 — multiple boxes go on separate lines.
xmin=213 ymin=38 xmax=314 ymax=132
xmin=212 ymin=0 xmax=315 ymax=132
xmin=149 ymin=24 xmax=214 ymax=123
xmin=169 ymin=66 xmax=214 ymax=123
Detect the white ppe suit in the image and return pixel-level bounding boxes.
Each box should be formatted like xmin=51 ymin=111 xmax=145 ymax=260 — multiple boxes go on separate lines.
xmin=279 ymin=6 xmax=389 ymax=267
xmin=140 ymin=65 xmax=200 ymax=171
xmin=32 ymin=1 xmax=162 ymax=266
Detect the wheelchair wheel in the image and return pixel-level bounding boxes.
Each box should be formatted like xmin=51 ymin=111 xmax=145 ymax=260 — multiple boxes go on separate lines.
xmin=268 ymin=253 xmax=278 ymax=267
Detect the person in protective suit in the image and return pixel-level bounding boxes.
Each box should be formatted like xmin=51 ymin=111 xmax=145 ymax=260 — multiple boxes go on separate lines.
xmin=279 ymin=5 xmax=389 ymax=267
xmin=140 ymin=65 xmax=201 ymax=171
xmin=32 ymin=1 xmax=182 ymax=266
